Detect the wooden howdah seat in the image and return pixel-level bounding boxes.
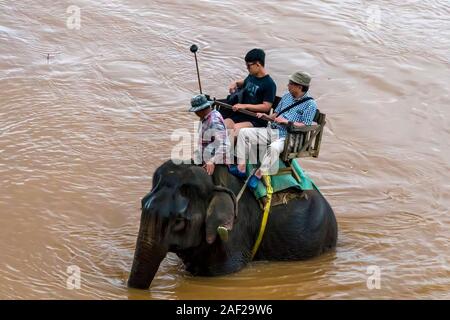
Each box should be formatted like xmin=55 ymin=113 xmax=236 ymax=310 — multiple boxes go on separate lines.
xmin=268 ymin=96 xmax=326 ymax=162
xmin=281 ymin=109 xmax=325 ymax=161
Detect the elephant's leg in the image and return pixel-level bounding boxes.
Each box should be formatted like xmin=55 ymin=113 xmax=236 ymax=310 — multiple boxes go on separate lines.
xmin=212 ymin=164 xmax=231 ymax=187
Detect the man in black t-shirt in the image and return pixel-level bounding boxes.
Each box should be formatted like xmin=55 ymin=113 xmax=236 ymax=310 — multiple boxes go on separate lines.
xmin=225 ymin=48 xmax=277 ymax=137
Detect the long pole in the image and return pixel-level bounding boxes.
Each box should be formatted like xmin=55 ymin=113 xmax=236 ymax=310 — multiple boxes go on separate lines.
xmin=190 ymin=44 xmax=202 ymax=94
xmin=212 ymin=100 xmax=273 ymax=122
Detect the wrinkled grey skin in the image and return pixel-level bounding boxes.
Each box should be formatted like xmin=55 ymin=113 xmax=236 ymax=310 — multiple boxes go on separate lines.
xmin=128 ymin=160 xmax=337 ymax=289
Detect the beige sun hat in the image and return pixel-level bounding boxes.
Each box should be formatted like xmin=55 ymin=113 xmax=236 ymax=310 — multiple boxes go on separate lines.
xmin=289 ymin=71 xmax=312 ymax=86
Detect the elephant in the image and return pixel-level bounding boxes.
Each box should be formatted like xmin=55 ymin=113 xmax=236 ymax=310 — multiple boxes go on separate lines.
xmin=127 ymin=160 xmax=338 ymax=289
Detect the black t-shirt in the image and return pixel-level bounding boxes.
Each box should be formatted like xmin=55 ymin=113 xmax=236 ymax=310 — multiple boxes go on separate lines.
xmin=242 ymin=74 xmax=277 ymax=105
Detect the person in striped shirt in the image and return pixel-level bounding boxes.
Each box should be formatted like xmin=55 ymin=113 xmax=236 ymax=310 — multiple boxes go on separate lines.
xmin=189 ymin=94 xmax=237 ymax=242
xmin=190 ymin=94 xmax=231 ymax=176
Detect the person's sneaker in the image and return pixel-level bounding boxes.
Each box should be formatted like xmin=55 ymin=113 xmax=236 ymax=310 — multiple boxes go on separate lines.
xmin=228 ymin=164 xmax=246 ymax=178
xmin=248 ymin=175 xmax=261 ymax=190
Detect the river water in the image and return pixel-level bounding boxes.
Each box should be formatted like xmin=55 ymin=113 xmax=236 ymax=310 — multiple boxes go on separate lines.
xmin=0 ymin=0 xmax=449 ymax=299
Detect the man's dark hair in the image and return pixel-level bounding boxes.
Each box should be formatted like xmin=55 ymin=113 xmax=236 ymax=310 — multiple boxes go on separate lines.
xmin=245 ymin=48 xmax=265 ymax=67
xmin=300 ymin=85 xmax=309 ymax=93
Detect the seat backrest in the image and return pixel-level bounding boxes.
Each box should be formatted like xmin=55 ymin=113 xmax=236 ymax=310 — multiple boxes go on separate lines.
xmin=281 ymin=109 xmax=326 ymax=161
xmin=313 ymin=108 xmax=321 ymax=123
xmin=272 ymin=96 xmax=282 ymax=110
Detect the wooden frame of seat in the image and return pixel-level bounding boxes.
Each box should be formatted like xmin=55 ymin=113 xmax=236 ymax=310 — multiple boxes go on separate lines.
xmin=281 ymin=110 xmax=326 ymax=161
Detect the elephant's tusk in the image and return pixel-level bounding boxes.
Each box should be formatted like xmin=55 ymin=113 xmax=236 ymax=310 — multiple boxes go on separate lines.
xmin=217 ymin=226 xmax=229 ymax=242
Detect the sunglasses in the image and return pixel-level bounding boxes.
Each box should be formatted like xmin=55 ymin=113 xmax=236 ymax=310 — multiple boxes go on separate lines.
xmin=246 ymin=62 xmax=257 ymax=68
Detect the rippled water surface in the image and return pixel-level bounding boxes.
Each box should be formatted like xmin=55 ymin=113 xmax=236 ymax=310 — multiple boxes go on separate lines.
xmin=0 ymin=0 xmax=449 ymax=299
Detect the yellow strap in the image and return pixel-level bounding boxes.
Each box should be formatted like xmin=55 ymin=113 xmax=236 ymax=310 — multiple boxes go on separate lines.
xmin=251 ymin=175 xmax=273 ymax=260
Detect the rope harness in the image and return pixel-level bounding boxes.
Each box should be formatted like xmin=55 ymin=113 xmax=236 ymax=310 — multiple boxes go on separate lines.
xmin=234 ymin=171 xmax=273 ymax=260
xmin=251 ymin=175 xmax=273 ymax=259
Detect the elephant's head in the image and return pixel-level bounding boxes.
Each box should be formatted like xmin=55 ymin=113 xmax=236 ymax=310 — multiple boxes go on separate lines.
xmin=127 ymin=161 xmax=237 ymax=289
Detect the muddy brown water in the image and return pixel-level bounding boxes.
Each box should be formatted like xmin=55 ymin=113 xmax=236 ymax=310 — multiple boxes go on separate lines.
xmin=0 ymin=0 xmax=449 ymax=299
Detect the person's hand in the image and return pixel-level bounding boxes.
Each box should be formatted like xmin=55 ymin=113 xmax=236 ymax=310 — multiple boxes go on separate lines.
xmin=232 ymin=104 xmax=245 ymax=112
xmin=256 ymin=112 xmax=275 ymax=121
xmin=274 ymin=116 xmax=289 ymax=124
xmin=203 ymin=161 xmax=215 ymax=175
xmin=256 ymin=113 xmax=271 ymax=121
xmin=228 ymin=81 xmax=237 ymax=94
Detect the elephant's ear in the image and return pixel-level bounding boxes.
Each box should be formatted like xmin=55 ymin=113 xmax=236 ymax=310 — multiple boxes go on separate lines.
xmin=205 ymin=186 xmax=238 ymax=244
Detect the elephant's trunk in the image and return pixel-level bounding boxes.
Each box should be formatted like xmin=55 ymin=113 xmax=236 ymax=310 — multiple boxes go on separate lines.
xmin=128 ymin=215 xmax=168 ymax=289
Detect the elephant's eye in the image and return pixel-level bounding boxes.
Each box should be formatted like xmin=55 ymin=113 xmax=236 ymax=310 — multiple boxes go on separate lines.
xmin=172 ymin=218 xmax=186 ymax=232
xmin=179 ymin=184 xmax=195 ymax=198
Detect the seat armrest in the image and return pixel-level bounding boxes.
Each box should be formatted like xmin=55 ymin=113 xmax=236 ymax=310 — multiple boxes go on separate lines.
xmin=287 ymin=123 xmax=321 ymax=133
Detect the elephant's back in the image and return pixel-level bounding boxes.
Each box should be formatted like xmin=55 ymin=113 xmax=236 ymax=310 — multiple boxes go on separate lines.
xmin=254 ymin=189 xmax=337 ymax=261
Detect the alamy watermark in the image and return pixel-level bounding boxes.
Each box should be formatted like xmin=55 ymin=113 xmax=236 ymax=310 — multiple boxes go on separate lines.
xmin=365 ymin=5 xmax=382 ymax=32
xmin=347 ymin=2 xmax=382 ymax=41
xmin=66 ymin=265 xmax=81 ymax=290
xmin=66 ymin=5 xmax=81 ymax=30
xmin=366 ymin=265 xmax=381 ymax=290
